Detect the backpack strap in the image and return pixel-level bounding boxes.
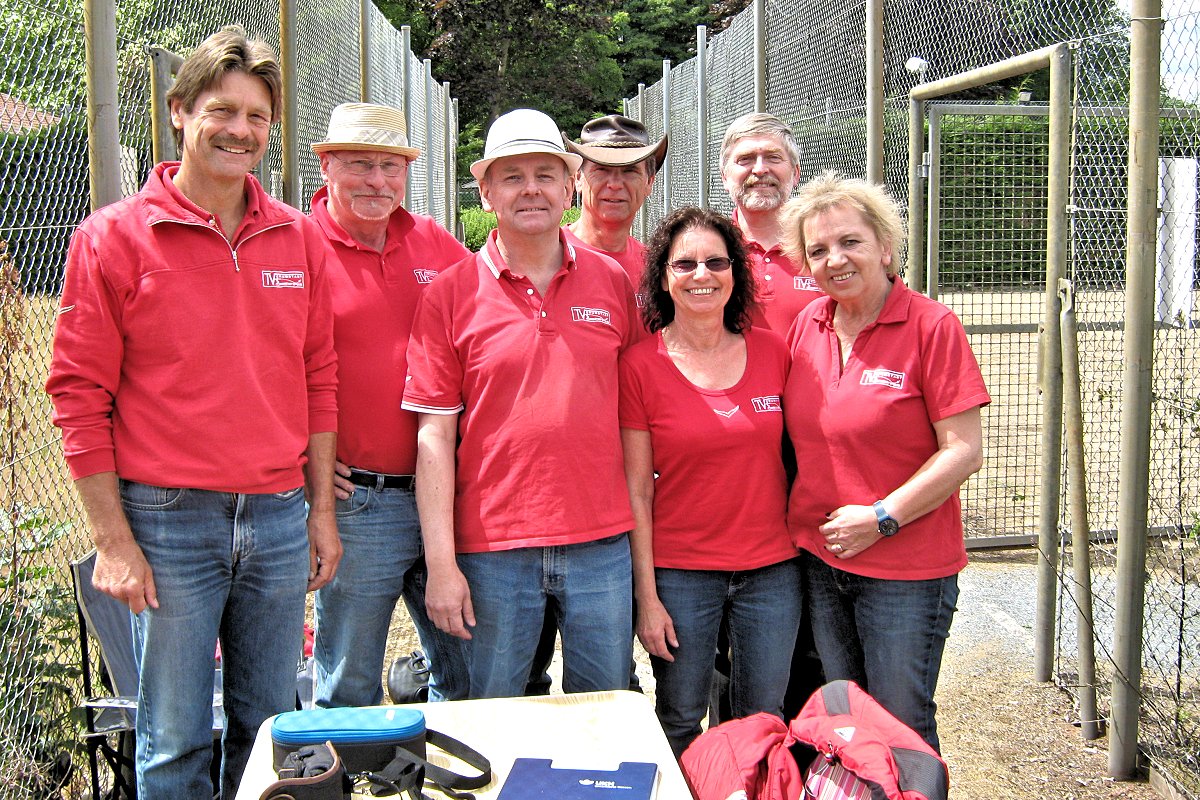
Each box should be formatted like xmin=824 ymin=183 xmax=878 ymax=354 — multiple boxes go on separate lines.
xmin=368 ymin=728 xmax=492 ymax=798
xmin=893 ymin=747 xmax=949 ymax=800
xmin=820 ymin=680 xmax=853 ymax=715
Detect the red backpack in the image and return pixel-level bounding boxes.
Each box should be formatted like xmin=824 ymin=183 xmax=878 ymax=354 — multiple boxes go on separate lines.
xmin=680 ymin=680 xmax=949 ymax=800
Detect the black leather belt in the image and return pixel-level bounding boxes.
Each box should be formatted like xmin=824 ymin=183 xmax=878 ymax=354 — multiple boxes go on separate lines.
xmin=347 ymin=469 xmax=416 ymax=491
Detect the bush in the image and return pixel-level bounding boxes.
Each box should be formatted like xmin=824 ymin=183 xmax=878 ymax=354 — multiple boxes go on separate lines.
xmin=460 ymin=205 xmax=581 ymax=252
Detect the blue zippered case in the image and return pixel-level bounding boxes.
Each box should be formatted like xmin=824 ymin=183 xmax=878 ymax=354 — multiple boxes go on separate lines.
xmin=271 ymin=706 xmax=426 ymax=773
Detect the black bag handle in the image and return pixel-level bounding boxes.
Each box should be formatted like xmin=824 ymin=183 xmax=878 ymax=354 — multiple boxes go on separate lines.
xmin=370 ymin=728 xmax=491 ymax=798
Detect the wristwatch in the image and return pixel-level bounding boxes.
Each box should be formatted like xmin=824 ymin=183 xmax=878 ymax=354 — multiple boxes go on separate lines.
xmin=873 ymin=500 xmax=900 ymax=537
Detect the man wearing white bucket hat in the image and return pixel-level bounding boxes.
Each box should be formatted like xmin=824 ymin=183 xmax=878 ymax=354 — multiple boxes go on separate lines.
xmin=403 ymin=108 xmax=641 ymax=698
xmin=308 ymin=103 xmax=471 ymax=709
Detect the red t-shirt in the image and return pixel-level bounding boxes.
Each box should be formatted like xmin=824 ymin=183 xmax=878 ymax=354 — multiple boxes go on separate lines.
xmin=403 ymin=230 xmax=640 ymax=553
xmin=619 ymin=326 xmax=797 ymax=571
xmin=310 ymin=188 xmax=469 ymax=474
xmin=784 ymin=278 xmax=990 ymax=580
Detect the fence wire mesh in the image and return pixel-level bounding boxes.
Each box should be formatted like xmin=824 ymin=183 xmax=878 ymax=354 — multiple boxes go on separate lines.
xmin=626 ymin=0 xmax=1199 ymax=793
xmin=0 ymin=0 xmax=456 ymax=792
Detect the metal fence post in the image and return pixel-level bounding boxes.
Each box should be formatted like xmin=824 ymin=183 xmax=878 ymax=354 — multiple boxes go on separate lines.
xmin=906 ymin=98 xmax=925 ymax=291
xmin=424 ymin=59 xmax=434 ymax=218
xmin=359 ymin=0 xmax=373 ymax=102
xmin=1033 ymin=43 xmax=1071 ymax=683
xmin=696 ymin=25 xmax=708 ymax=209
xmin=149 ymin=48 xmax=183 ymax=165
xmin=401 ymin=26 xmax=412 ymax=210
xmin=637 ymin=82 xmax=647 ymax=241
xmin=84 ymin=0 xmax=120 ymax=210
xmin=661 ymin=60 xmax=672 ymax=215
xmin=444 ymin=81 xmax=453 ymax=232
xmin=280 ymin=0 xmax=300 ymax=208
xmin=1058 ymin=278 xmax=1102 ymax=742
xmin=865 ymin=0 xmax=884 ymax=183
xmin=752 ymin=0 xmax=766 ymax=112
xmin=1109 ymin=0 xmax=1162 ymax=779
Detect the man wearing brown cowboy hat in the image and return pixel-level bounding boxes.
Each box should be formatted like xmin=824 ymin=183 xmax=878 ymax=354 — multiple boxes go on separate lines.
xmin=307 ymin=103 xmax=471 ymax=710
xmin=562 ymin=114 xmax=667 ymax=285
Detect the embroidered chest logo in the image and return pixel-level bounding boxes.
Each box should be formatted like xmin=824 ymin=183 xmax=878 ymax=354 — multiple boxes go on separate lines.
xmin=860 ymin=368 xmax=905 ymax=390
xmin=713 ymin=405 xmax=740 ymax=418
xmin=261 ymin=270 xmax=305 ymax=289
xmin=571 ymin=306 xmax=612 ymax=325
xmin=751 ymin=396 xmax=782 ymax=412
xmin=794 ymin=276 xmax=820 ymax=292
xmin=413 ymin=268 xmax=439 ymax=284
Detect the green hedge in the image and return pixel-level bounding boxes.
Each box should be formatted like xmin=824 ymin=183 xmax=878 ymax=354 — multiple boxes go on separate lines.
xmin=460 ymin=205 xmax=580 ymax=252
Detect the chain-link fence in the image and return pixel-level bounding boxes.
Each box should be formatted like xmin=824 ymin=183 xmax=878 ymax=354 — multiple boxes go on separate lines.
xmin=626 ymin=0 xmax=1198 ymax=793
xmin=0 ymin=0 xmax=456 ymax=793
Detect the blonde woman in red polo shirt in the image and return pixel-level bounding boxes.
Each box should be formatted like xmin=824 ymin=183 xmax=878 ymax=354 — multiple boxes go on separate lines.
xmin=779 ymin=172 xmax=990 ymax=753
xmin=620 ymin=206 xmax=802 ymax=759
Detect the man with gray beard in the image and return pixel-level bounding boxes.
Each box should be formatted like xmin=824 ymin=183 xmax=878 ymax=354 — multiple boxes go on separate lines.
xmin=720 ymin=112 xmax=822 ymax=333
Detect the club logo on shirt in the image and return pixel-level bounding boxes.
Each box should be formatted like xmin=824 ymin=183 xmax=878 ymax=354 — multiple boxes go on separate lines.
xmin=794 ymin=276 xmax=820 ymax=292
xmin=751 ymin=396 xmax=782 ymax=412
xmin=571 ymin=306 xmax=613 ymax=325
xmin=861 ymin=368 xmax=905 ymax=390
xmin=713 ymin=405 xmax=740 ymax=418
xmin=262 ymin=270 xmax=305 ymax=289
xmin=413 ymin=268 xmax=439 ymax=284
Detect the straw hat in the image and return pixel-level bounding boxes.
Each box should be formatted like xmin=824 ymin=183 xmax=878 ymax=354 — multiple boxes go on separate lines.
xmin=311 ymin=103 xmax=420 ymax=159
xmin=469 ymin=109 xmax=582 ymax=182
xmin=563 ymin=115 xmax=668 ymax=171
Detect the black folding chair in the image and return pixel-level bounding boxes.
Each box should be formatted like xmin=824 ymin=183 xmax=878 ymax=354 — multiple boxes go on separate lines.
xmin=71 ymin=550 xmax=224 ymax=799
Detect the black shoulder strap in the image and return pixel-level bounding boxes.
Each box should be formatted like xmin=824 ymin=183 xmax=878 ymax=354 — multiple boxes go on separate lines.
xmin=820 ymin=679 xmax=853 ymax=715
xmin=370 ymin=728 xmax=492 ymax=798
xmin=892 ymin=747 xmax=949 ymax=800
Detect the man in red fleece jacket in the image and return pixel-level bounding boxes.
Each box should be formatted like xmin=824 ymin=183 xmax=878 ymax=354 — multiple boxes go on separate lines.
xmin=46 ymin=26 xmax=339 ymax=799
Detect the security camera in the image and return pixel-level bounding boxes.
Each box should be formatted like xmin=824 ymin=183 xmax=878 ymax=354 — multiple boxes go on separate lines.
xmin=905 ymin=57 xmax=929 ymax=76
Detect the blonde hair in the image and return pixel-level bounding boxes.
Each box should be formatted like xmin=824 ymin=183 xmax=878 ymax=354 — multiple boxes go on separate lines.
xmin=780 ymin=170 xmax=906 ymax=277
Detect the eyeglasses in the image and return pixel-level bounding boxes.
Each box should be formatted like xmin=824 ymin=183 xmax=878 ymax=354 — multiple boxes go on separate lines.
xmin=667 ymin=257 xmax=732 ymax=274
xmin=329 ymin=153 xmax=409 ymax=177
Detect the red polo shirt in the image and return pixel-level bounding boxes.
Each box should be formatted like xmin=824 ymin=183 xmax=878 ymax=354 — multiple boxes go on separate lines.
xmin=734 ymin=212 xmax=825 ymax=334
xmin=311 ymin=188 xmax=469 ymax=474
xmin=784 ymin=278 xmax=990 ymax=580
xmin=403 ymin=230 xmax=640 ymax=553
xmin=562 ymin=225 xmax=647 ymax=285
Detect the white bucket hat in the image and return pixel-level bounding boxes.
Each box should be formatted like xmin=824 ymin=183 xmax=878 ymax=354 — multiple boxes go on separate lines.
xmin=311 ymin=103 xmax=420 ymax=159
xmin=469 ymin=109 xmax=582 ymax=182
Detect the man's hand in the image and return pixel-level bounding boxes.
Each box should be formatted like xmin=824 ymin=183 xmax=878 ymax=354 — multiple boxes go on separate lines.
xmin=332 ymin=460 xmax=355 ymax=501
xmin=94 ymin=538 xmax=158 ymax=614
xmin=306 ymin=506 xmax=341 ymax=591
xmin=425 ymin=563 xmax=475 ymax=640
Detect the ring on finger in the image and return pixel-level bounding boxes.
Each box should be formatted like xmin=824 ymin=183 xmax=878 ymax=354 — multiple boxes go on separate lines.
xmin=830 ymin=543 xmax=843 ymax=553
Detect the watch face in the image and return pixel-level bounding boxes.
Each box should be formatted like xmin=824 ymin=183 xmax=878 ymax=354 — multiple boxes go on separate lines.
xmin=879 ymin=517 xmax=900 ymax=537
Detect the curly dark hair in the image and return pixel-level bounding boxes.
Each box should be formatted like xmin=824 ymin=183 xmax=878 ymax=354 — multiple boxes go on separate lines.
xmin=639 ymin=206 xmax=754 ymax=333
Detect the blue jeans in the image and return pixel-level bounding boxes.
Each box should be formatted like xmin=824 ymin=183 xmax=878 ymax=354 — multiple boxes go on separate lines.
xmin=314 ymin=485 xmax=468 ymax=706
xmin=650 ymin=559 xmax=803 ymax=758
xmin=122 ymin=481 xmax=309 ymax=800
xmin=457 ymin=533 xmax=633 ymax=698
xmin=802 ymin=552 xmax=959 ymax=752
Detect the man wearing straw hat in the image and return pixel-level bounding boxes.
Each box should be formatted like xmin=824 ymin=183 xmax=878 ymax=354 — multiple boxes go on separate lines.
xmin=403 ymin=108 xmax=641 ymax=698
xmin=47 ymin=26 xmax=339 ymax=798
xmin=561 ymin=114 xmax=667 ymax=285
xmin=308 ymin=103 xmax=471 ymax=709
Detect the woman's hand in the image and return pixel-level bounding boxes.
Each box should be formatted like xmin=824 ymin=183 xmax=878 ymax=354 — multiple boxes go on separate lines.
xmin=636 ymin=596 xmax=679 ymax=661
xmin=819 ymin=504 xmax=883 ymax=559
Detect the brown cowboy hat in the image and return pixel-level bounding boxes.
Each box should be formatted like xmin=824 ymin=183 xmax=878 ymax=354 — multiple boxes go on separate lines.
xmin=563 ymin=115 xmax=668 ymax=171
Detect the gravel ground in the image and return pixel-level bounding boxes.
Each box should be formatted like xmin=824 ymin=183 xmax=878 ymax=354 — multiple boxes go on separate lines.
xmin=383 ymin=548 xmax=1164 ymax=798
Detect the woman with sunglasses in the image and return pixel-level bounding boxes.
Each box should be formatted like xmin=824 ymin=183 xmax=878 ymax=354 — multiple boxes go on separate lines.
xmin=619 ymin=206 xmax=801 ymax=758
